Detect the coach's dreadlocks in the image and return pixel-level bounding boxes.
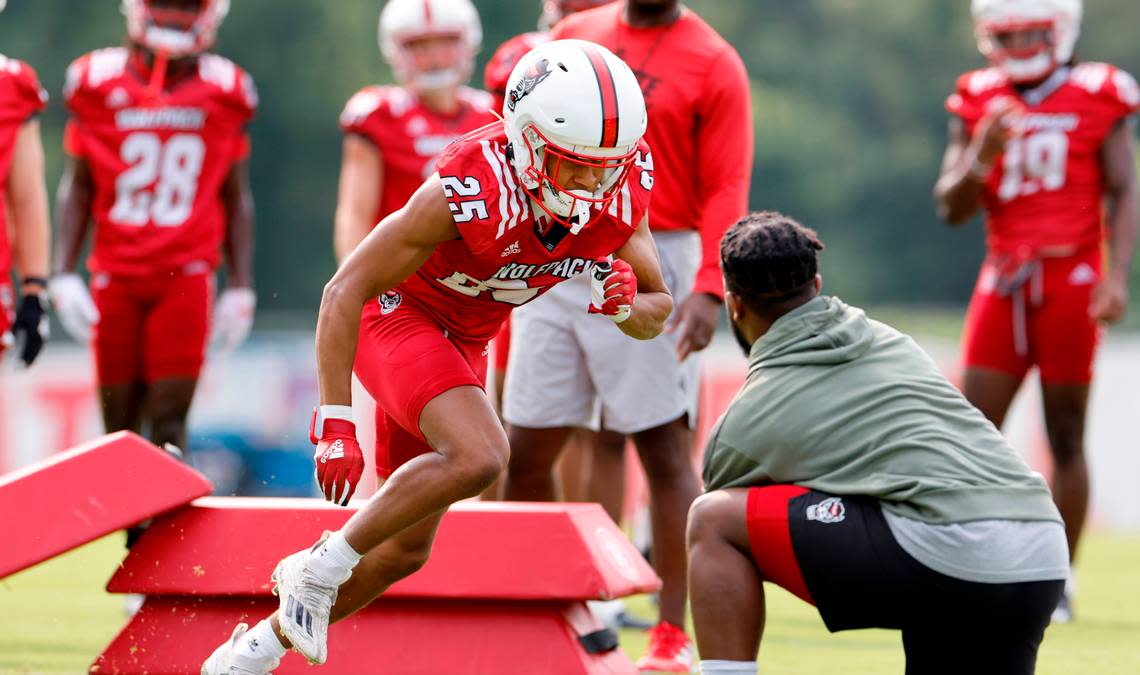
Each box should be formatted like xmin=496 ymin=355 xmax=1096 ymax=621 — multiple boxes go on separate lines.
xmin=720 ymin=211 xmax=824 ymax=314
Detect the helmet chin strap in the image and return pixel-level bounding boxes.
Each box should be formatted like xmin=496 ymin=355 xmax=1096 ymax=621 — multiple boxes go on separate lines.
xmin=146 ymin=48 xmax=170 ymax=99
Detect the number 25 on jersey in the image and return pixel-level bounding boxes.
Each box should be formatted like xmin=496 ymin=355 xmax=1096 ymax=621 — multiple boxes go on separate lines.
xmin=110 ymin=132 xmax=206 ymax=227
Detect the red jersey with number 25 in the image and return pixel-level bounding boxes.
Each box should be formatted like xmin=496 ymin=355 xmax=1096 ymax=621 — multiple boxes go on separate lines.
xmin=64 ymin=47 xmax=257 ymax=276
xmin=0 ymin=55 xmax=47 ymax=275
xmin=395 ymin=122 xmax=653 ymax=342
xmin=339 ymin=85 xmax=496 ymax=224
xmin=946 ymin=63 xmax=1140 ymax=254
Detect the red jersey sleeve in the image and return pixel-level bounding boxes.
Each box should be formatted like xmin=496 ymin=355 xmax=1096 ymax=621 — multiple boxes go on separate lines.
xmin=1 ymin=57 xmax=47 ymax=122
xmin=1070 ymin=63 xmax=1140 ymax=125
xmin=231 ymin=68 xmax=258 ymax=161
xmin=945 ymin=68 xmax=1002 ymax=126
xmin=61 ymin=53 xmax=97 ymax=159
xmin=435 ymin=128 xmax=514 ymax=258
xmin=692 ymin=47 xmax=752 ymax=298
xmin=339 ymin=86 xmax=388 ymax=140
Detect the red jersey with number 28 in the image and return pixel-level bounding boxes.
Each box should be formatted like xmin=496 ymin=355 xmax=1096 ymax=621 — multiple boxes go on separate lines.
xmin=64 ymin=47 xmax=257 ymax=276
xmin=0 ymin=55 xmax=47 ymax=275
xmin=946 ymin=63 xmax=1140 ymax=254
xmin=339 ymin=85 xmax=496 ymax=224
xmin=395 ymin=122 xmax=653 ymax=342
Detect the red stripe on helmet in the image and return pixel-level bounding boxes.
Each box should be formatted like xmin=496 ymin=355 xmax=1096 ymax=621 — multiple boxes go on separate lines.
xmin=423 ymin=0 xmax=433 ymax=25
xmin=582 ymin=45 xmax=620 ymax=148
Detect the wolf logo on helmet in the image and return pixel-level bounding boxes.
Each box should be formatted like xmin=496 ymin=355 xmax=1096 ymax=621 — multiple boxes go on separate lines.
xmin=506 ymin=58 xmax=552 ymax=112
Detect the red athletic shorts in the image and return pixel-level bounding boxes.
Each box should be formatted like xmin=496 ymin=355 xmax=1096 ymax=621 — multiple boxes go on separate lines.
xmin=746 ymin=485 xmax=815 ymax=605
xmin=90 ymin=271 xmax=212 ymax=385
xmin=354 ymin=293 xmax=490 ymax=479
xmin=961 ymin=247 xmax=1103 ymax=384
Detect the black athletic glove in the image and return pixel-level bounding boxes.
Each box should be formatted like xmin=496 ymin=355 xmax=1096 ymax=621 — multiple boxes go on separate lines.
xmin=12 ymin=294 xmax=48 ymax=366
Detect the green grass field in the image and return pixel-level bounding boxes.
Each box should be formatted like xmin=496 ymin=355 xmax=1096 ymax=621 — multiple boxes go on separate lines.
xmin=3 ymin=532 xmax=1139 ymax=674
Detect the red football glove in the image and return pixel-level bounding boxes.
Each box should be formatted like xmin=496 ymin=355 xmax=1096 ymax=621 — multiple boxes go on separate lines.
xmin=309 ymin=408 xmax=365 ymax=506
xmin=588 ymin=258 xmax=637 ymax=324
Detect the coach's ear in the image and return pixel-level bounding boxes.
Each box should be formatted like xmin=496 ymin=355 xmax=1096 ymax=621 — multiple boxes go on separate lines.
xmin=725 ymin=290 xmax=744 ymax=323
xmin=814 ymin=274 xmax=823 ymax=293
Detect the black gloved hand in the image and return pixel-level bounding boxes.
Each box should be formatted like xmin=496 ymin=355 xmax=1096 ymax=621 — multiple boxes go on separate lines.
xmin=12 ymin=294 xmax=48 ymax=366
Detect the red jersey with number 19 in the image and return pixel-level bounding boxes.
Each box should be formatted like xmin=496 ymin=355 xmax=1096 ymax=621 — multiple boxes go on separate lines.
xmin=393 ymin=122 xmax=653 ymax=342
xmin=946 ymin=63 xmax=1140 ymax=254
xmin=64 ymin=47 xmax=257 ymax=276
xmin=0 ymin=55 xmax=47 ymax=276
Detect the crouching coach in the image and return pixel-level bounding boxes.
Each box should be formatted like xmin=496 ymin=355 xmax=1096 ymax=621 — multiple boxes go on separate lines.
xmin=687 ymin=211 xmax=1067 ymax=675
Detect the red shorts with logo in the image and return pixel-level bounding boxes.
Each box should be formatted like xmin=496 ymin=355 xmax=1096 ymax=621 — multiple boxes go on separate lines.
xmin=961 ymin=248 xmax=1103 ymax=384
xmin=0 ymin=276 xmax=14 ymax=355
xmin=91 ymin=271 xmax=212 ymax=385
xmin=746 ymin=485 xmax=815 ymax=605
xmin=354 ymin=294 xmax=490 ymax=479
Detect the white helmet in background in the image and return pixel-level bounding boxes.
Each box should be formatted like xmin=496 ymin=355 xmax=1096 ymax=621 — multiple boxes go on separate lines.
xmin=122 ymin=0 xmax=231 ymax=58
xmin=538 ymin=0 xmax=612 ymax=31
xmin=379 ymin=0 xmax=482 ymax=92
xmin=504 ymin=39 xmax=647 ymax=233
xmin=971 ymin=0 xmax=1082 ymax=83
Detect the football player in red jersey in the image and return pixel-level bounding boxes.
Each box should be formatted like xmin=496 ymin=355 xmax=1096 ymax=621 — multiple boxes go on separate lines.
xmin=934 ymin=0 xmax=1138 ymax=623
xmin=50 ymin=0 xmax=256 ymax=455
xmin=202 ymin=40 xmax=671 ymax=673
xmin=334 ymin=0 xmax=496 ymax=495
xmin=334 ymin=0 xmax=496 ymax=262
xmin=501 ymin=1 xmax=753 ymax=670
xmin=0 ymin=26 xmax=51 ymax=367
xmin=482 ymin=0 xmax=646 ymax=633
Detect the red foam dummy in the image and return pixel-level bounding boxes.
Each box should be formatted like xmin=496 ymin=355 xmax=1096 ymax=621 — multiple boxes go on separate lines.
xmin=0 ymin=431 xmax=211 ymax=579
xmin=107 ymin=497 xmax=660 ymax=600
xmin=92 ymin=596 xmax=638 ymax=674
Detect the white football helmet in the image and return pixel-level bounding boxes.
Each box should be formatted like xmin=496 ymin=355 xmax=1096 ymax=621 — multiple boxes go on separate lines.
xmin=122 ymin=0 xmax=230 ymax=58
xmin=972 ymin=0 xmax=1082 ymax=83
xmin=379 ymin=0 xmax=481 ymax=93
xmin=504 ymin=39 xmax=647 ymax=233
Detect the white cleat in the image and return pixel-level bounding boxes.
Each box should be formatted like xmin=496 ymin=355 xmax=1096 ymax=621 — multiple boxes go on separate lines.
xmin=271 ymin=550 xmax=344 ymax=665
xmin=201 ymin=623 xmax=280 ymax=675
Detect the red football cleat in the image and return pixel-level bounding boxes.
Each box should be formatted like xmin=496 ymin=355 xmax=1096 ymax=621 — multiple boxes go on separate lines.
xmin=635 ymin=621 xmax=695 ymax=673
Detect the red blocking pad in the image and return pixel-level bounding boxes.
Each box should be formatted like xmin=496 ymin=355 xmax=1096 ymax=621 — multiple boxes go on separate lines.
xmin=108 ymin=497 xmax=661 ymax=600
xmin=0 ymin=431 xmax=211 ymax=579
xmin=93 ymin=596 xmax=640 ymax=675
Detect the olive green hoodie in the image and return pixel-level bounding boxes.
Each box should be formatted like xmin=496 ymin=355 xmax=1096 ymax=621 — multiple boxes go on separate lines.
xmin=702 ymin=295 xmax=1061 ymax=524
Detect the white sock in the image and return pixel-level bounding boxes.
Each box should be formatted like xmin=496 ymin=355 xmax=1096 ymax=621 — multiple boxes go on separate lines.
xmin=308 ymin=530 xmax=363 ymax=585
xmin=700 ymin=660 xmax=758 ymax=674
xmin=241 ymin=619 xmax=286 ymax=661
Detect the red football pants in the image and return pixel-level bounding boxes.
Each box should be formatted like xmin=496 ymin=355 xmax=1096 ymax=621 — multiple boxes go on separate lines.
xmin=961 ymin=248 xmax=1102 ymax=384
xmin=91 ymin=271 xmax=212 ymax=385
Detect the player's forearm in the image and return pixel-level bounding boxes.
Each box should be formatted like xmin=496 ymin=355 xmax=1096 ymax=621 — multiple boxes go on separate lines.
xmin=618 ymin=290 xmax=672 ymax=340
xmin=1105 ymin=186 xmax=1138 ymax=285
xmin=8 ymin=123 xmax=50 ymax=284
xmin=934 ymin=143 xmax=987 ymax=225
xmin=315 ymin=277 xmax=366 ymax=406
xmin=333 ymin=209 xmax=372 ymax=265
xmin=52 ymin=161 xmax=93 ymax=275
xmin=224 ymin=194 xmax=255 ymax=288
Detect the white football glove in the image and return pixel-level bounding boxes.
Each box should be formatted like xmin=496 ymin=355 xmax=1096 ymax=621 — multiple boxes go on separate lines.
xmin=210 ymin=287 xmax=256 ymax=353
xmin=48 ymin=274 xmax=100 ymax=344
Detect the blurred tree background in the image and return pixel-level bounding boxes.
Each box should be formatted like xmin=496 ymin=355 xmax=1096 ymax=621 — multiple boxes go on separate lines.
xmin=3 ymin=0 xmax=1138 ymax=324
